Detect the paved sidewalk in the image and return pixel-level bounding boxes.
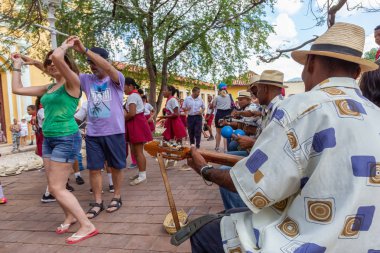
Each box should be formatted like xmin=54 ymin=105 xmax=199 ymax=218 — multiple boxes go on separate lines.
xmin=0 ymin=143 xmax=36 ymax=156
xmin=0 ymin=139 xmax=225 ymax=253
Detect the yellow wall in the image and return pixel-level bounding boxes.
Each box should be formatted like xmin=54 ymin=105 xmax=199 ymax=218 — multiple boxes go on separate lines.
xmin=228 ymin=86 xmax=249 ymax=101
xmin=0 ymin=58 xmax=51 ymax=144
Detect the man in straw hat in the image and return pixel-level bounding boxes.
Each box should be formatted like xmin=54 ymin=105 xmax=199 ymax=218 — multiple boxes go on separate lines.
xmin=178 ymin=22 xmax=379 ymax=252
xmin=233 ymin=70 xmax=286 ymax=150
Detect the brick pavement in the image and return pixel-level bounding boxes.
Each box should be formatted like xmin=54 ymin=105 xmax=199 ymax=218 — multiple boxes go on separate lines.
xmin=0 ymin=139 xmax=225 ymax=253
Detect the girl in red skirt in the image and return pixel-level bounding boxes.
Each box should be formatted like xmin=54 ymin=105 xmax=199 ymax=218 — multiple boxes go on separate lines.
xmin=142 ymin=95 xmax=155 ymax=134
xmin=35 ymin=97 xmax=44 ymax=157
xmin=159 ymin=85 xmax=187 ymax=142
xmin=124 ymin=77 xmax=153 ymax=186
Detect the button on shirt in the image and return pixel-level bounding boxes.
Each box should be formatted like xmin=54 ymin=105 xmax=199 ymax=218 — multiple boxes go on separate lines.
xmin=183 ymin=95 xmax=205 ymax=116
xmin=221 ymin=77 xmax=380 ymax=252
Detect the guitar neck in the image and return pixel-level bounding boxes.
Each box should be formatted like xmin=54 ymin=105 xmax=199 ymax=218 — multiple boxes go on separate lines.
xmin=197 ymin=150 xmax=243 ymax=167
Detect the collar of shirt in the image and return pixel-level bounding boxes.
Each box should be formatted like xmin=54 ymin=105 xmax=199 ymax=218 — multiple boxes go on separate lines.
xmin=312 ymin=77 xmax=358 ymax=91
xmin=185 ymin=96 xmax=204 ymax=115
xmin=264 ymin=94 xmax=284 ymax=115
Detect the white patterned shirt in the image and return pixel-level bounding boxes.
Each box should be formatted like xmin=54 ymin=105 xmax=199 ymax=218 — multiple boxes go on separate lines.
xmin=221 ymin=77 xmax=380 ymax=253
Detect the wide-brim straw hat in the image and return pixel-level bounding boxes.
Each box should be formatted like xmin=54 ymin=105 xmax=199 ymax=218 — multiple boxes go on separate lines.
xmin=254 ymin=70 xmax=288 ymax=88
xmin=237 ymin=91 xmax=252 ymax=98
xmin=291 ymin=22 xmax=379 ymax=72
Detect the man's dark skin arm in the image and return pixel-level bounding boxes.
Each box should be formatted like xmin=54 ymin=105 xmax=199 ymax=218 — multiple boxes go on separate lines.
xmin=187 ymin=146 xmax=237 ymax=192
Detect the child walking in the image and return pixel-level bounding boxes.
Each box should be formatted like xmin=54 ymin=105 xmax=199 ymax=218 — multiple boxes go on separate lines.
xmin=10 ymin=119 xmax=21 ymax=152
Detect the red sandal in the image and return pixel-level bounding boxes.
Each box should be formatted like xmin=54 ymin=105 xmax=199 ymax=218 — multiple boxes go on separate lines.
xmin=65 ymin=229 xmax=99 ymax=244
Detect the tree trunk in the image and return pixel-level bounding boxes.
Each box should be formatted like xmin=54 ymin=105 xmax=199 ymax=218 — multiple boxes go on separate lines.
xmin=156 ymin=61 xmax=169 ymax=117
xmin=143 ymin=39 xmax=158 ymax=111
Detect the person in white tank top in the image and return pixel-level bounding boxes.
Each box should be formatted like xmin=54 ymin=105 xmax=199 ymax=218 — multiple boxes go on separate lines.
xmin=19 ymin=118 xmax=29 ymax=146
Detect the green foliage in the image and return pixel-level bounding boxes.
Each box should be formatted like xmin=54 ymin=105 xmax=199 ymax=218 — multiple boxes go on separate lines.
xmin=364 ymin=48 xmax=378 ymax=62
xmin=1 ymin=0 xmax=274 ymax=110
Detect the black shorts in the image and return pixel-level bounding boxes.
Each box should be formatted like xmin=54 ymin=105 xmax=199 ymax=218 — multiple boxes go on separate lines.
xmin=86 ymin=133 xmax=126 ymax=170
xmin=214 ymin=109 xmax=232 ymax=128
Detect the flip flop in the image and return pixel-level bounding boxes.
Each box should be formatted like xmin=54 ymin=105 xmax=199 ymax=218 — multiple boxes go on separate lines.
xmin=65 ymin=229 xmax=99 ymax=244
xmin=56 ymin=221 xmax=77 ymax=234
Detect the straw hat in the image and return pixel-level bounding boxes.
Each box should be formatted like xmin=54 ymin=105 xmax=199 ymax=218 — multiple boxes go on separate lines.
xmin=254 ymin=70 xmax=287 ymax=88
xmin=237 ymin=91 xmax=252 ymax=99
xmin=291 ymin=22 xmax=379 ymax=72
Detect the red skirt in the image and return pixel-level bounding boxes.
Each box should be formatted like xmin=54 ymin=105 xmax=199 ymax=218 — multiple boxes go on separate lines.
xmin=125 ymin=113 xmax=153 ymax=144
xmin=180 ymin=115 xmax=187 ymax=127
xmin=163 ymin=116 xmax=187 ymax=141
xmin=206 ymin=114 xmax=214 ymax=126
xmin=35 ymin=131 xmax=44 ymax=157
xmin=145 ymin=114 xmax=155 ymax=132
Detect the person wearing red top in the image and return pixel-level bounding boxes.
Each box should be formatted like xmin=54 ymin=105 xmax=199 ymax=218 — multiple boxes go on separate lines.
xmin=375 ymin=25 xmax=380 ymax=61
xmin=26 ymin=104 xmax=36 ymax=145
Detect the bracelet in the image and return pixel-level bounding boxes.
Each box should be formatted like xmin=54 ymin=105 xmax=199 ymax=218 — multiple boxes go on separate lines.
xmin=12 ymin=68 xmax=21 ymax=72
xmin=200 ymin=165 xmax=213 ymax=186
xmin=84 ymin=47 xmax=88 ymax=54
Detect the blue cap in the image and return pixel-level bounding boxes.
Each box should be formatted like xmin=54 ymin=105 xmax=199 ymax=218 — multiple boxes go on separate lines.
xmin=90 ymin=47 xmax=109 ymax=59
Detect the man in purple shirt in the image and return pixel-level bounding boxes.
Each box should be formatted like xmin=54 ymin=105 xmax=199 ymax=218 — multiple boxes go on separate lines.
xmin=72 ymin=37 xmax=126 ymax=218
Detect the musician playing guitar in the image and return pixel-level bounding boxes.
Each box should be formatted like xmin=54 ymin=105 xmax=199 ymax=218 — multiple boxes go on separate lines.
xmin=213 ymin=71 xmax=286 ymax=210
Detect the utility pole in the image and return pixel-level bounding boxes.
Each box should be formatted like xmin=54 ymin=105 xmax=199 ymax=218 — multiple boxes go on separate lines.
xmin=42 ymin=0 xmax=62 ymax=49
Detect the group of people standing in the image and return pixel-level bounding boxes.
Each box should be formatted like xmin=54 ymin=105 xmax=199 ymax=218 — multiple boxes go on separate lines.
xmin=9 ymin=36 xmax=155 ymax=244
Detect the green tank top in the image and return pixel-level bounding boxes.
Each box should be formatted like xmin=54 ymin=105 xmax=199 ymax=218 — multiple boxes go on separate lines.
xmin=40 ymin=84 xmax=80 ymax=137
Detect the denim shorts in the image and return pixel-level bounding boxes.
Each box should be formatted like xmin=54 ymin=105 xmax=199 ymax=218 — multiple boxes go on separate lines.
xmin=85 ymin=133 xmax=126 ymax=170
xmin=42 ymin=131 xmax=82 ymax=163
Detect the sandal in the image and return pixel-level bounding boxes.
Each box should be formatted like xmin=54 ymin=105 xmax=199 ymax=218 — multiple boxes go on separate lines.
xmin=56 ymin=221 xmax=76 ymax=234
xmin=66 ymin=229 xmax=99 ymax=244
xmin=106 ymin=198 xmax=122 ymax=213
xmin=86 ymin=202 xmax=104 ymax=219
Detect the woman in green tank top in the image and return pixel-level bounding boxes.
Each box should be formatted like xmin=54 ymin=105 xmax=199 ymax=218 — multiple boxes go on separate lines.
xmin=11 ymin=37 xmax=97 ymax=244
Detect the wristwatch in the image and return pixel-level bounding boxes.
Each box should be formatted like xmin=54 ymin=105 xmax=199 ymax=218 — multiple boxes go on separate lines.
xmin=200 ymin=165 xmax=214 ymax=185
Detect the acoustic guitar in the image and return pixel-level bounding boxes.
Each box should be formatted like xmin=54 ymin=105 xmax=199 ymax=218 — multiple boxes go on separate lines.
xmin=144 ymin=140 xmax=243 ymax=167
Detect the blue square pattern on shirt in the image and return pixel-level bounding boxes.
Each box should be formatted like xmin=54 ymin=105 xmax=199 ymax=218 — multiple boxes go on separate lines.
xmin=246 ymin=149 xmax=268 ymax=174
xmin=352 ymin=206 xmax=375 ymax=232
xmin=312 ymin=128 xmax=336 ymax=153
xmin=294 ymin=243 xmax=326 ymax=253
xmin=351 ymin=156 xmax=377 ymax=177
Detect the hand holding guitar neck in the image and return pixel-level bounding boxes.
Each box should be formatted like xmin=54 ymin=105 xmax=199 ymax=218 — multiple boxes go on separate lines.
xmin=144 ymin=141 xmax=242 ymax=167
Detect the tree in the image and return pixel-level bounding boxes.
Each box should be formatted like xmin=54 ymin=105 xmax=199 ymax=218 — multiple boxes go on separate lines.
xmin=0 ymin=0 xmax=275 ymax=113
xmin=364 ymin=48 xmax=378 ymax=62
xmin=259 ymin=0 xmax=380 ymax=63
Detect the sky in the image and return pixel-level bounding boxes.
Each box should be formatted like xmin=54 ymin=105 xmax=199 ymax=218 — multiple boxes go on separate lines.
xmin=248 ymin=0 xmax=380 ymax=81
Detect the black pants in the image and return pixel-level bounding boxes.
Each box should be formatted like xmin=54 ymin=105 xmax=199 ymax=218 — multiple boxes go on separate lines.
xmin=191 ymin=208 xmax=250 ymax=253
xmin=187 ymin=115 xmax=202 ymax=148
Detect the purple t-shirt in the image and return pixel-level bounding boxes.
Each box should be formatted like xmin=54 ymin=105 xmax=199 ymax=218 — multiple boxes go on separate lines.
xmin=80 ymin=72 xmax=125 ymax=136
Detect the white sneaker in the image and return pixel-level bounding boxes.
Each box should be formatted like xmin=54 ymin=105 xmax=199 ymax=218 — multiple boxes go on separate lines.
xmin=129 ymin=177 xmax=147 ymax=186
xmin=129 ymin=174 xmax=139 ymax=180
